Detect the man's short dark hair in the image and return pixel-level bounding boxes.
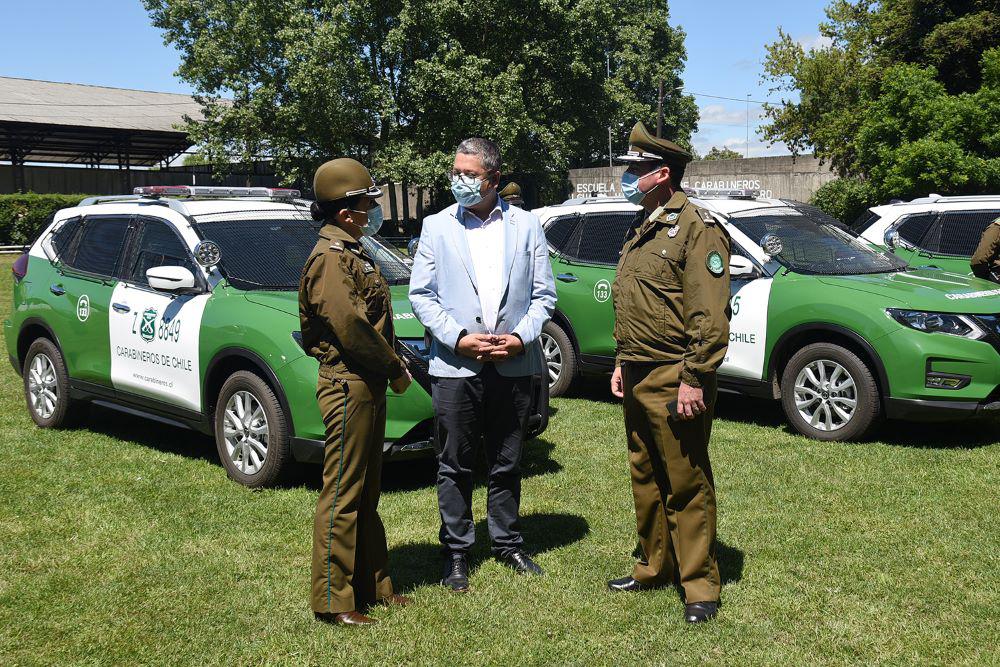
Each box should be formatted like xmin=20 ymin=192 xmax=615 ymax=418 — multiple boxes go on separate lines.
xmin=457 ymin=137 xmax=501 ymax=172
xmin=646 ymin=159 xmax=686 ymax=191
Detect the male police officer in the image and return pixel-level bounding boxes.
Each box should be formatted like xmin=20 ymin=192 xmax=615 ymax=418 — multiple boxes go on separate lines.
xmin=606 ymin=122 xmax=731 ymax=624
xmin=299 ymin=158 xmax=413 ymax=626
xmin=970 ymin=217 xmax=1000 ymax=282
xmin=498 ymin=182 xmax=525 ymax=208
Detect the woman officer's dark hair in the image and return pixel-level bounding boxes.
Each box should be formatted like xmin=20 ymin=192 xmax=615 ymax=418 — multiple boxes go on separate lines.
xmin=310 ymin=195 xmax=363 ymax=222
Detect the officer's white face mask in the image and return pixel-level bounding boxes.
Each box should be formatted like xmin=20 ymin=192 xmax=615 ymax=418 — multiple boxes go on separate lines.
xmin=621 ymin=166 xmax=663 ymax=205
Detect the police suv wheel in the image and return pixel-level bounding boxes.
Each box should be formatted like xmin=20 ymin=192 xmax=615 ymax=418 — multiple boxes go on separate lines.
xmin=780 ymin=343 xmax=880 ymax=441
xmin=214 ymin=371 xmax=290 ymax=488
xmin=540 ymin=321 xmax=576 ymax=398
xmin=23 ymin=338 xmax=83 ymax=428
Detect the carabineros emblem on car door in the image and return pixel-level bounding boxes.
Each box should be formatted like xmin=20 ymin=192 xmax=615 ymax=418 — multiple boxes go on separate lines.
xmin=140 ymin=308 xmax=158 ymax=343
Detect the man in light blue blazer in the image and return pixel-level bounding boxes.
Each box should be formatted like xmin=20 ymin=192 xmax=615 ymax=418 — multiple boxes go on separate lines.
xmin=409 ymin=137 xmax=556 ymax=591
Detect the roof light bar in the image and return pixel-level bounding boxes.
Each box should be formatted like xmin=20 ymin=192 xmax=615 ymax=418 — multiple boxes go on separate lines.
xmin=133 ymin=185 xmax=301 ymax=199
xmin=686 ymin=187 xmax=758 ymax=200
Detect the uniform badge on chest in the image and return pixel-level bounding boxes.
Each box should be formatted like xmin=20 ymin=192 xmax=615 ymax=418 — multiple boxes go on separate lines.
xmin=668 ymin=225 xmax=680 ymax=238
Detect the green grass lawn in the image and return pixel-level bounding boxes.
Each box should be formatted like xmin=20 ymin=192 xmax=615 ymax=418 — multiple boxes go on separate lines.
xmin=1 ymin=254 xmax=998 ymax=665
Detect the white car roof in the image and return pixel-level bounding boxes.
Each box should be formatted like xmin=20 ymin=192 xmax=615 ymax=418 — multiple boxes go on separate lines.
xmin=533 ymin=195 xmax=793 ymax=222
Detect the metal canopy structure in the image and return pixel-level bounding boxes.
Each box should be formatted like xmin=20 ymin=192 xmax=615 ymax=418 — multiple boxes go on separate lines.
xmin=0 ymin=77 xmax=205 ymax=192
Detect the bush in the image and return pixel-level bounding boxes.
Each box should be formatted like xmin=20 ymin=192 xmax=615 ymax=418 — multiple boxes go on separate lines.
xmin=810 ymin=178 xmax=878 ymax=225
xmin=0 ymin=194 xmax=94 ymax=246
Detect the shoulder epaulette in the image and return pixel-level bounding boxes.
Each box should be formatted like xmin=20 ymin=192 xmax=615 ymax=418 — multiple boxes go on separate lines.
xmin=329 ymin=239 xmax=345 ymax=252
xmin=697 ymin=208 xmax=716 ymax=225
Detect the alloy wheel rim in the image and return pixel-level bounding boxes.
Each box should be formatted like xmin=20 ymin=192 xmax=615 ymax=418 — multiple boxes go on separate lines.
xmin=793 ymin=359 xmax=857 ymax=432
xmin=223 ymin=390 xmax=269 ymax=475
xmin=539 ymin=332 xmax=562 ymax=386
xmin=27 ymin=353 xmax=58 ymax=419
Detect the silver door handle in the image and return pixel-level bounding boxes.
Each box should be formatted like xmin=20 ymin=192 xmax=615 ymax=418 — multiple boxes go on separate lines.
xmin=112 ymin=303 xmax=131 ymax=314
xmin=556 ymin=273 xmax=578 ymax=283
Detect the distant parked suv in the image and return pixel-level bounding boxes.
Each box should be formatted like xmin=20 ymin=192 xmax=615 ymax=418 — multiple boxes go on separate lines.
xmin=534 ymin=192 xmax=1000 ymax=441
xmin=5 ymin=186 xmax=547 ymax=487
xmin=855 ymin=194 xmax=1000 ymax=275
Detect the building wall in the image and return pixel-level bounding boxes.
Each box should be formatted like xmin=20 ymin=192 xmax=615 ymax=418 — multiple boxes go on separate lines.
xmin=567 ymin=154 xmax=837 ymax=203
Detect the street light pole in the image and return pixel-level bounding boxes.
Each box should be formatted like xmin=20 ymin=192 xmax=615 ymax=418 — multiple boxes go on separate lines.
xmin=608 ymin=54 xmax=613 ymax=171
xmin=746 ymin=93 xmax=751 ymax=158
xmin=657 ymin=80 xmax=664 ymax=138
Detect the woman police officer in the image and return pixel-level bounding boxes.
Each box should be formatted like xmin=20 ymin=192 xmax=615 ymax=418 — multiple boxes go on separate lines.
xmin=298 ymin=158 xmax=413 ymax=626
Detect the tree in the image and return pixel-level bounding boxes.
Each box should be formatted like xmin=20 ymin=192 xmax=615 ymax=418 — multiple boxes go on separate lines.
xmin=761 ymin=1 xmax=1000 ymax=215
xmin=144 ymin=0 xmax=697 ymax=192
xmin=702 ymin=146 xmax=743 ymax=161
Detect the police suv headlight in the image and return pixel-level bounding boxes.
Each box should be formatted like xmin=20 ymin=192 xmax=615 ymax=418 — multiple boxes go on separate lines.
xmin=886 ymin=309 xmax=986 ymax=340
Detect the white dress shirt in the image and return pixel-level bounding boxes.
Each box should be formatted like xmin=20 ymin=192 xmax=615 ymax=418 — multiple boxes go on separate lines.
xmin=461 ymin=201 xmax=505 ymax=333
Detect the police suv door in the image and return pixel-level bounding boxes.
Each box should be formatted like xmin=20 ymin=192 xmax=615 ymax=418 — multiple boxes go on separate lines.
xmin=108 ymin=217 xmax=210 ymax=412
xmin=718 ymin=225 xmax=772 ymax=381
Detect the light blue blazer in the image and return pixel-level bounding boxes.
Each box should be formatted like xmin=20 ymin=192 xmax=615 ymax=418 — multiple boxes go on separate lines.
xmin=408 ymin=198 xmax=557 ymax=378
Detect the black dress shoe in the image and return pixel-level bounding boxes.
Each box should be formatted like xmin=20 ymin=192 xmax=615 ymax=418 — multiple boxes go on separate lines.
xmin=606 ymin=575 xmax=658 ymax=592
xmin=314 ymin=611 xmax=378 ymax=626
xmin=441 ymin=552 xmax=470 ymax=592
xmin=497 ymin=549 xmax=543 ymax=576
xmin=684 ymin=602 xmax=719 ymax=623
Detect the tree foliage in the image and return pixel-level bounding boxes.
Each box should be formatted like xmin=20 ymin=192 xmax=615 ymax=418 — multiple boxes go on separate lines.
xmin=702 ymin=146 xmax=743 ymax=161
xmin=764 ymin=0 xmax=1000 ymax=208
xmin=144 ymin=0 xmax=697 ymax=190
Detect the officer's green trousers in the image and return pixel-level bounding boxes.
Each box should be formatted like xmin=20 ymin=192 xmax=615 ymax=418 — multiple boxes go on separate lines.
xmin=311 ymin=376 xmax=394 ymax=614
xmin=622 ymin=361 xmax=720 ymax=603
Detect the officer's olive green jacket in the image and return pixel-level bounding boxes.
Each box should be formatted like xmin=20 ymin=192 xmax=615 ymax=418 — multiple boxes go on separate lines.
xmin=971 ymin=221 xmax=1000 ymax=282
xmin=298 ymin=224 xmax=405 ymax=382
xmin=612 ymin=191 xmax=731 ymax=388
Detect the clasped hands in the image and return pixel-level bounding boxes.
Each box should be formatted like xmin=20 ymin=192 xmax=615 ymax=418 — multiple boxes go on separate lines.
xmin=457 ymin=333 xmax=523 ymax=362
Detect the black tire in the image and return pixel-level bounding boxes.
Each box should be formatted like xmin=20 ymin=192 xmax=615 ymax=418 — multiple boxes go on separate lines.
xmin=214 ymin=370 xmax=290 ymax=488
xmin=540 ymin=320 xmax=577 ymax=398
xmin=780 ymin=342 xmax=880 ymax=441
xmin=22 ymin=338 xmax=84 ymax=428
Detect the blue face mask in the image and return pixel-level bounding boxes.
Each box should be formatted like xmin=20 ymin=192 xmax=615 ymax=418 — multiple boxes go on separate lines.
xmin=350 ymin=204 xmax=384 ymax=236
xmin=450 ymin=174 xmax=485 ymax=207
xmin=620 ymin=170 xmax=644 ymax=205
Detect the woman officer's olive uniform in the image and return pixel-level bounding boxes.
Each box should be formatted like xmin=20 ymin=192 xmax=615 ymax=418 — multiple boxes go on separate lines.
xmin=298 ymin=159 xmax=407 ymax=615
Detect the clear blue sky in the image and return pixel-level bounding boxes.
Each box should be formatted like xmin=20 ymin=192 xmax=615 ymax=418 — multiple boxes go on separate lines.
xmin=0 ymin=0 xmax=832 ymax=158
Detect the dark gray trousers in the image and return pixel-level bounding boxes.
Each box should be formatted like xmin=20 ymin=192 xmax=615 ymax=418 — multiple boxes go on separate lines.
xmin=431 ymin=363 xmax=532 ymax=556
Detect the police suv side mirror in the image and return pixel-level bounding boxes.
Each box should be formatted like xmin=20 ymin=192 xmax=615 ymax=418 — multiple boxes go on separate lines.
xmin=147 ymin=266 xmax=197 ymax=292
xmin=729 ymin=255 xmax=757 ymax=279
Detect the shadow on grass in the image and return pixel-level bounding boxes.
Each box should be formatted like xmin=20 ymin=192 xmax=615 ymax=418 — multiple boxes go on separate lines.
xmin=563 ymin=375 xmax=1000 ymax=449
xmin=86 ymin=403 xmax=217 ymax=464
xmin=388 ymin=512 xmax=590 ymax=591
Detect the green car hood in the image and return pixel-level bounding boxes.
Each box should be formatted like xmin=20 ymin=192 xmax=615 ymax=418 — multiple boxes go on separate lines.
xmin=817 ymin=269 xmax=1000 ymax=314
xmin=243 ymin=285 xmax=425 ymax=337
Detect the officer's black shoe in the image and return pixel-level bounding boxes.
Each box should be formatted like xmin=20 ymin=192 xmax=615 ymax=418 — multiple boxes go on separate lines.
xmin=606 ymin=576 xmax=658 ymax=592
xmin=684 ymin=602 xmax=719 ymax=624
xmin=497 ymin=549 xmax=543 ymax=576
xmin=441 ymin=552 xmax=470 ymax=592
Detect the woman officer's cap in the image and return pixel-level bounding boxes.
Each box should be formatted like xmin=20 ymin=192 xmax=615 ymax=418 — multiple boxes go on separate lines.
xmin=313 ymin=158 xmax=382 ymax=202
xmin=615 ymin=122 xmax=693 ymax=165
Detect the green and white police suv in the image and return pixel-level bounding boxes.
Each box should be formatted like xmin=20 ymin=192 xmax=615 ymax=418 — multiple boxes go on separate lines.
xmin=6 ymin=186 xmax=547 ymax=487
xmin=535 ymin=191 xmax=1000 ymax=440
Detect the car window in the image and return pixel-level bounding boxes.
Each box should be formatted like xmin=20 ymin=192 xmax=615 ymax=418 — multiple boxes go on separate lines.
xmin=728 ymin=205 xmax=907 ymax=275
xmin=51 ymin=217 xmax=82 ymax=263
xmin=851 ymin=210 xmax=880 ymax=232
xmin=127 ymin=219 xmax=197 ymax=286
xmin=896 ymin=213 xmax=937 ymax=248
xmin=544 ymin=215 xmax=581 ymax=252
xmin=68 ymin=216 xmax=130 ymax=277
xmin=564 ymin=211 xmax=643 ymax=265
xmin=934 ymin=210 xmax=1000 ymax=256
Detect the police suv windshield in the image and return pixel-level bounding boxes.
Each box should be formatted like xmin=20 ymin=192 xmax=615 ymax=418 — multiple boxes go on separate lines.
xmin=727 ymin=203 xmax=908 ymax=275
xmin=191 ymin=210 xmax=411 ymax=290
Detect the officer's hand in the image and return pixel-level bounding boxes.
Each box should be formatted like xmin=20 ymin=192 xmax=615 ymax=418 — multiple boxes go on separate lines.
xmin=676 ymin=382 xmax=706 ymax=420
xmin=611 ymin=366 xmax=624 ymax=398
xmin=482 ymin=334 xmax=522 ymax=362
xmin=390 ymin=369 xmax=413 ymax=394
xmin=457 ymin=334 xmax=495 ymax=359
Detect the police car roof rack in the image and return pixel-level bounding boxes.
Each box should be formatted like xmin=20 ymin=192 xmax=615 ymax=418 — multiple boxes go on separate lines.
xmin=686 ymin=187 xmax=759 ymax=200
